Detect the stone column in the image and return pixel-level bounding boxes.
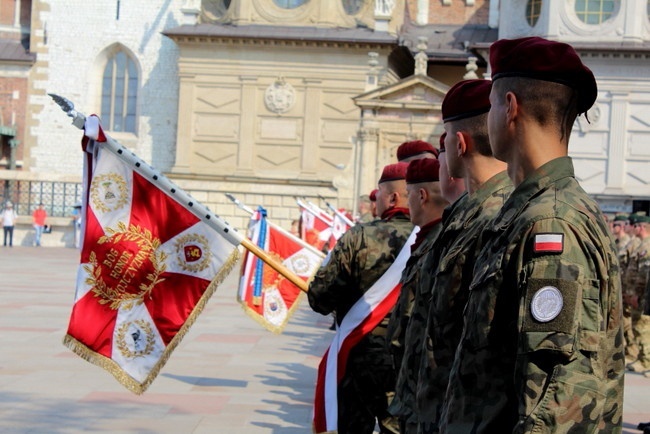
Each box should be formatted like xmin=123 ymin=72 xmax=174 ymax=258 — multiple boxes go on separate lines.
xmin=607 ymin=92 xmax=628 ymax=191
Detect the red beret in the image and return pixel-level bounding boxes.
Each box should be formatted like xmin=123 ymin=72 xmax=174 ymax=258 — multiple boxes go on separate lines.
xmin=378 ymin=162 xmax=409 ymax=184
xmin=438 ymin=132 xmax=447 ymax=152
xmin=489 ymin=37 xmax=597 ymax=114
xmin=397 ymin=140 xmax=439 ymax=161
xmin=442 ymin=79 xmax=492 ymax=123
xmin=406 ymin=158 xmax=440 ymax=184
xmin=369 ymin=189 xmax=378 ymax=201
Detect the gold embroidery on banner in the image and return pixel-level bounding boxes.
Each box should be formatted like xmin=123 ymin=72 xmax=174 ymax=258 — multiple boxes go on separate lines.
xmin=90 ymin=173 xmax=129 ymax=213
xmin=84 ymin=222 xmax=167 ymax=310
xmin=174 ymin=233 xmax=211 ymax=273
xmin=115 ymin=319 xmax=156 ymax=359
xmin=289 ymin=253 xmax=310 ymax=275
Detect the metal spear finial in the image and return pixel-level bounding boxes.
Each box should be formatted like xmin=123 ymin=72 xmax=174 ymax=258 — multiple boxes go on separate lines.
xmin=48 ymin=93 xmax=86 ymax=129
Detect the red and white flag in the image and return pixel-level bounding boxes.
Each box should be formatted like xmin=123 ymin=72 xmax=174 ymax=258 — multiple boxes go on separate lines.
xmin=312 ymin=228 xmax=417 ymax=433
xmin=63 ymin=116 xmax=240 ymax=394
xmin=299 ymin=202 xmax=333 ymax=252
xmin=238 ymin=207 xmax=322 ymax=333
xmin=329 ymin=210 xmax=353 ymax=250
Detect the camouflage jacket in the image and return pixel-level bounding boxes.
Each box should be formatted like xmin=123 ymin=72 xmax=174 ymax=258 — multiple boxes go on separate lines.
xmin=416 ymin=171 xmax=512 ymax=430
xmin=308 ymin=212 xmax=414 ymax=328
xmin=616 ymin=233 xmax=631 ymax=268
xmin=386 ymin=218 xmax=443 ymax=423
xmin=440 ymin=157 xmax=624 ymax=434
xmin=624 ymin=236 xmax=650 ymax=301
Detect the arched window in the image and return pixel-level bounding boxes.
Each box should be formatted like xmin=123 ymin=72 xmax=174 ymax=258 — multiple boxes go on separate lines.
xmin=273 ymin=0 xmax=309 ymax=9
xmin=574 ymin=0 xmax=617 ymax=25
xmin=101 ymin=50 xmax=138 ymax=133
xmin=526 ymin=0 xmax=542 ymax=27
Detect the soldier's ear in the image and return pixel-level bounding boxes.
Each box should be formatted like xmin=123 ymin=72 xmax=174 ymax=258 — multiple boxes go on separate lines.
xmin=419 ymin=187 xmax=427 ymax=204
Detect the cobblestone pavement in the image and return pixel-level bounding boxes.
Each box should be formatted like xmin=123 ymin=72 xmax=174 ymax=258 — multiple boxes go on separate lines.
xmin=0 ymin=246 xmax=647 ymax=433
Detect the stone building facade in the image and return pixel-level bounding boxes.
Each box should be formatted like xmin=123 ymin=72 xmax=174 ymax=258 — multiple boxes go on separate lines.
xmin=1 ymin=0 xmax=648 ymax=246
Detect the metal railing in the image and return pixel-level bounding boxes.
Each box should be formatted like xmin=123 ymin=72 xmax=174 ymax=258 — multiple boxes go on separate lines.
xmin=1 ymin=179 xmax=83 ymax=217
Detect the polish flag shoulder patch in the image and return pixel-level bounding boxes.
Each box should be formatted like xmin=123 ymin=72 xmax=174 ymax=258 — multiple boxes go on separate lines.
xmin=533 ymin=233 xmax=564 ymax=254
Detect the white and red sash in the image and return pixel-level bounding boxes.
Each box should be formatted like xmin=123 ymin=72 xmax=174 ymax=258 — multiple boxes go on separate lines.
xmin=312 ymin=228 xmax=417 ymax=433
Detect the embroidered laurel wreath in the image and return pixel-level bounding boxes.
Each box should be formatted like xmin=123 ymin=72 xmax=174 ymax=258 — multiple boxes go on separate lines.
xmin=115 ymin=319 xmax=156 ymax=359
xmin=84 ymin=222 xmax=167 ymax=310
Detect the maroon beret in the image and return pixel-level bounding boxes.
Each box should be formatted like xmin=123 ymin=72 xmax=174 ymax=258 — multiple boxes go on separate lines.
xmin=489 ymin=36 xmax=597 ymax=114
xmin=397 ymin=140 xmax=439 ymax=161
xmin=438 ymin=132 xmax=447 ymax=152
xmin=378 ymin=162 xmax=409 ymax=184
xmin=369 ymin=189 xmax=378 ymax=201
xmin=442 ymin=79 xmax=492 ymax=123
xmin=406 ymin=158 xmax=440 ymax=184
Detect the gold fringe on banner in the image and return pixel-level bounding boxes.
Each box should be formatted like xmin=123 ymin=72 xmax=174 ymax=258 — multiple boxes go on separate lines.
xmin=63 ymin=248 xmax=240 ymax=395
xmin=239 ymin=290 xmax=305 ymax=335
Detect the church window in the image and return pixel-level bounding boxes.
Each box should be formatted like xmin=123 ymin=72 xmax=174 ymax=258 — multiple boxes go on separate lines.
xmin=101 ymin=50 xmax=138 ymax=133
xmin=526 ymin=0 xmax=542 ymax=27
xmin=574 ymin=0 xmax=617 ymax=25
xmin=272 ymin=0 xmax=309 ymax=9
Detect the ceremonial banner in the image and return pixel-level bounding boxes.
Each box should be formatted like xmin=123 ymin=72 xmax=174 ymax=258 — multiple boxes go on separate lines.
xmin=312 ymin=229 xmax=417 ymax=434
xmin=238 ymin=208 xmax=322 ymax=333
xmin=299 ymin=201 xmax=333 ymax=252
xmin=62 ymin=116 xmax=240 ymax=394
xmin=329 ymin=211 xmax=353 ymax=251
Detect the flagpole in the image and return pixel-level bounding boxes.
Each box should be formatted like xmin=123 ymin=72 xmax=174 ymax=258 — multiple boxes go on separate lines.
xmin=50 ymin=94 xmax=308 ymax=293
xmin=296 ymin=198 xmax=333 ymax=226
xmin=318 ymin=195 xmax=355 ymax=227
xmin=225 ymin=193 xmax=325 ymax=259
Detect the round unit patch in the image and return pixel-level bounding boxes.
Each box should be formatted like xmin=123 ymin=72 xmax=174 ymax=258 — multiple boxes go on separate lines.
xmin=530 ymin=286 xmax=563 ymax=323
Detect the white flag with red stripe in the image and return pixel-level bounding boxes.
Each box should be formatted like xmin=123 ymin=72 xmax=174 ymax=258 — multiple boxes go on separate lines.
xmin=312 ymin=228 xmax=417 ymax=433
xmin=238 ymin=207 xmax=322 ymax=333
xmin=63 ymin=116 xmax=240 ymax=394
xmin=329 ymin=210 xmax=353 ymax=250
xmin=299 ymin=202 xmax=333 ymax=252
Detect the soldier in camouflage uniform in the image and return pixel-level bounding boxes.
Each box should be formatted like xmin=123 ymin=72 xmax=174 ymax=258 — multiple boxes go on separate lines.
xmin=612 ymin=214 xmax=631 ymax=267
xmin=623 ymin=213 xmax=645 ymax=361
xmin=357 ymin=194 xmax=375 ymax=223
xmin=440 ymin=37 xmax=624 ymax=433
xmin=625 ymin=215 xmax=650 ymax=375
xmin=414 ymin=79 xmax=513 ymax=434
xmin=308 ymin=162 xmax=414 ymax=434
xmin=386 ymin=157 xmax=448 ymax=434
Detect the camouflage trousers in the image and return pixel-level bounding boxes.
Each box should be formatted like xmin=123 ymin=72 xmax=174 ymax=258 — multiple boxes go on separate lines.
xmin=624 ymin=306 xmax=641 ymax=361
xmin=338 ymin=334 xmax=400 ymax=434
xmin=634 ymin=315 xmax=650 ymax=369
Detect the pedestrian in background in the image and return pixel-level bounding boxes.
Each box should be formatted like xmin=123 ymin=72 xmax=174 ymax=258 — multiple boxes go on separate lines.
xmin=71 ymin=203 xmax=83 ymax=248
xmin=2 ymin=201 xmax=17 ymax=247
xmin=32 ymin=203 xmax=47 ymax=247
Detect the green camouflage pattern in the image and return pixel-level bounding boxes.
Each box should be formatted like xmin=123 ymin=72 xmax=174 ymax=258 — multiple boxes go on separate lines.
xmin=624 ymin=236 xmax=650 ymax=366
xmin=308 ymin=212 xmax=413 ymax=434
xmin=441 ymin=157 xmax=624 ymax=433
xmin=623 ymin=236 xmax=650 ymax=302
xmin=615 ymin=233 xmax=631 ymax=268
xmin=416 ymin=171 xmax=513 ymax=433
xmin=386 ymin=219 xmax=443 ymax=434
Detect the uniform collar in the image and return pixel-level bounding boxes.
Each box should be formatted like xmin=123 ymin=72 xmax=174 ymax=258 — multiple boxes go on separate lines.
xmin=492 ymin=156 xmax=575 ymax=229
